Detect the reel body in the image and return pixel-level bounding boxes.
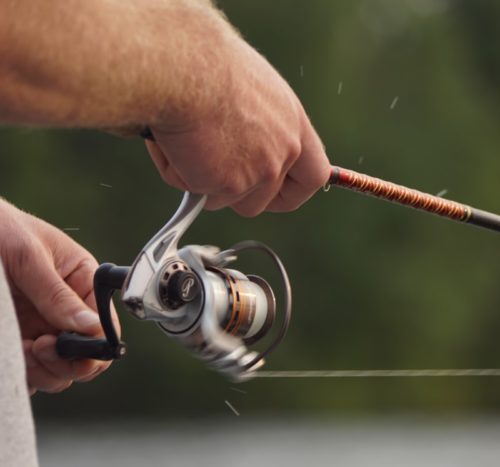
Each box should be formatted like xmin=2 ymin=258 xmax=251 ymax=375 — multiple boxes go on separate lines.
xmin=56 ymin=192 xmax=291 ymax=381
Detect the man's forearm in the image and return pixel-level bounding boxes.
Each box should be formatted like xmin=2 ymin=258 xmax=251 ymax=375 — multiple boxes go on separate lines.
xmin=0 ymin=0 xmax=234 ymax=131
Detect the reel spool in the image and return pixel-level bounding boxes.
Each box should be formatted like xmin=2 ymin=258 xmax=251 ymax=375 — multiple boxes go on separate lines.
xmin=56 ymin=192 xmax=291 ymax=381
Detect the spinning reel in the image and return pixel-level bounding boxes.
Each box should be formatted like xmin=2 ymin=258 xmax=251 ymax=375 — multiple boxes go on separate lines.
xmin=56 ymin=192 xmax=292 ymax=380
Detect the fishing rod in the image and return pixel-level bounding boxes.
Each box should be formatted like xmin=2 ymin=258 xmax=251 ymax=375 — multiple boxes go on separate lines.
xmin=326 ymin=165 xmax=500 ymax=233
xmin=55 ymin=162 xmax=500 ymax=382
xmin=254 ymin=165 xmax=500 ymax=380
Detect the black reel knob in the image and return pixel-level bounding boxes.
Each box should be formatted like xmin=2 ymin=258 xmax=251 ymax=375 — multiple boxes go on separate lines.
xmin=168 ymin=271 xmax=200 ymax=303
xmin=159 ymin=263 xmax=201 ymax=310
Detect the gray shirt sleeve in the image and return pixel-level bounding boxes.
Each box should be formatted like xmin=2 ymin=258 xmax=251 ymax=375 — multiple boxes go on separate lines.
xmin=0 ymin=260 xmax=39 ymax=467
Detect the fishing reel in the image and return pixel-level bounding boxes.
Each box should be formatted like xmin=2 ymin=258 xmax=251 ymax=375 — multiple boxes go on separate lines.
xmin=56 ymin=192 xmax=291 ymax=380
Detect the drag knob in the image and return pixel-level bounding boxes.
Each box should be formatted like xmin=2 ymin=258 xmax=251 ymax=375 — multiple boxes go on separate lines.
xmin=169 ymin=271 xmax=200 ymax=303
xmin=160 ymin=268 xmax=201 ymax=310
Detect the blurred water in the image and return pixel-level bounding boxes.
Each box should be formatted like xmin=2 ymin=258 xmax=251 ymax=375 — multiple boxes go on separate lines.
xmin=38 ymin=418 xmax=500 ymax=467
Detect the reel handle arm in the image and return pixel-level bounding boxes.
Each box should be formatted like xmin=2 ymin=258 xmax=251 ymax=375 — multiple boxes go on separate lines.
xmin=56 ymin=263 xmax=129 ymax=361
xmin=56 ymin=333 xmax=126 ymax=360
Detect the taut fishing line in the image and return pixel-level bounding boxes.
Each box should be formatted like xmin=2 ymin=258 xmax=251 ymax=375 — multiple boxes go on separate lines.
xmin=255 ymin=369 xmax=500 ymax=379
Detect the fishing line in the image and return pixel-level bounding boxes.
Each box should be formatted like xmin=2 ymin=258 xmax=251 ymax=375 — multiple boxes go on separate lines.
xmin=255 ymin=369 xmax=500 ymax=379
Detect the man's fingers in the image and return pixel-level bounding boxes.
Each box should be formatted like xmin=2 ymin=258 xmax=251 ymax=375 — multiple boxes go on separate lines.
xmin=63 ymin=258 xmax=97 ymax=306
xmin=267 ymin=126 xmax=330 ymax=212
xmin=145 ymin=139 xmax=168 ymax=173
xmin=231 ymin=179 xmax=283 ymax=217
xmin=32 ymin=334 xmax=108 ymax=382
xmin=229 ymin=152 xmax=292 ymax=217
xmin=204 ymin=189 xmax=250 ymax=211
xmin=23 ymin=339 xmax=37 ymax=368
xmin=14 ymin=251 xmax=101 ymax=335
xmin=265 ymin=176 xmax=303 ymax=212
xmin=25 ymin=335 xmax=109 ymax=394
xmin=23 ymin=340 xmax=72 ymax=393
xmin=27 ymin=366 xmax=72 ymax=394
xmin=145 ymin=140 xmax=188 ymax=191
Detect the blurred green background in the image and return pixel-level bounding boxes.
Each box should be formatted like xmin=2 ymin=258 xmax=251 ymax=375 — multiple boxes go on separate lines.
xmin=1 ymin=0 xmax=500 ymax=420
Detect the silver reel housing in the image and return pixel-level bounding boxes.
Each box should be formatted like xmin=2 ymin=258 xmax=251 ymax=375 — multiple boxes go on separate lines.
xmin=121 ymin=192 xmax=291 ymax=381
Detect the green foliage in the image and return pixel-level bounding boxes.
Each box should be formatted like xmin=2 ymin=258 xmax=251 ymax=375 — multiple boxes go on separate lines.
xmin=1 ymin=0 xmax=500 ymax=418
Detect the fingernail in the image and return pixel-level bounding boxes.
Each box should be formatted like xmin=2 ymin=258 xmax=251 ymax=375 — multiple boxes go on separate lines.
xmin=74 ymin=310 xmax=100 ymax=330
xmin=36 ymin=345 xmax=58 ymax=362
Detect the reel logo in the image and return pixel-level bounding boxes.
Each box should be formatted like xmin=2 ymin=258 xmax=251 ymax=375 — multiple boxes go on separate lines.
xmin=181 ymin=277 xmax=196 ymax=300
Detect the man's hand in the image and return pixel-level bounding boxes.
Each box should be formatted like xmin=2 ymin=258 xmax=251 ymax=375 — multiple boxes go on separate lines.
xmin=146 ymin=36 xmax=330 ymax=217
xmin=0 ymin=0 xmax=330 ymax=217
xmin=0 ymin=199 xmax=116 ymax=394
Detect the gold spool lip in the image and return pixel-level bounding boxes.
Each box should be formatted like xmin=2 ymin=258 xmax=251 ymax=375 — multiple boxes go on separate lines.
xmin=207 ymin=267 xmax=240 ymax=334
xmin=243 ymin=275 xmax=276 ymax=346
xmin=226 ymin=274 xmax=243 ymax=336
xmin=208 ymin=268 xmax=276 ymax=342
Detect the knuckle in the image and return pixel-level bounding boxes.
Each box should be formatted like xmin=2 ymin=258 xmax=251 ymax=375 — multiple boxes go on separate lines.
xmin=222 ymin=179 xmax=244 ymax=197
xmin=8 ymin=234 xmax=38 ymax=276
xmin=261 ymin=160 xmax=282 ymax=184
xmin=48 ymin=281 xmax=71 ymax=307
xmin=76 ymin=256 xmax=99 ymax=275
xmin=287 ymin=138 xmax=302 ymax=162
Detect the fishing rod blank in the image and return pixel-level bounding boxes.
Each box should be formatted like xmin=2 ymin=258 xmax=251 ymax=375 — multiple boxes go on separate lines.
xmin=327 ymin=166 xmax=500 ymax=234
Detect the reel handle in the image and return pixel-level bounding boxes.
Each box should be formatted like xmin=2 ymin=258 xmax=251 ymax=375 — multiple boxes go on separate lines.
xmin=56 ymin=333 xmax=126 ymax=360
xmin=56 ymin=263 xmax=129 ymax=361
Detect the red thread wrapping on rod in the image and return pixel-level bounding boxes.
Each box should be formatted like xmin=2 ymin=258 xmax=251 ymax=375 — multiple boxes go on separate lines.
xmin=330 ymin=167 xmax=471 ymax=222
